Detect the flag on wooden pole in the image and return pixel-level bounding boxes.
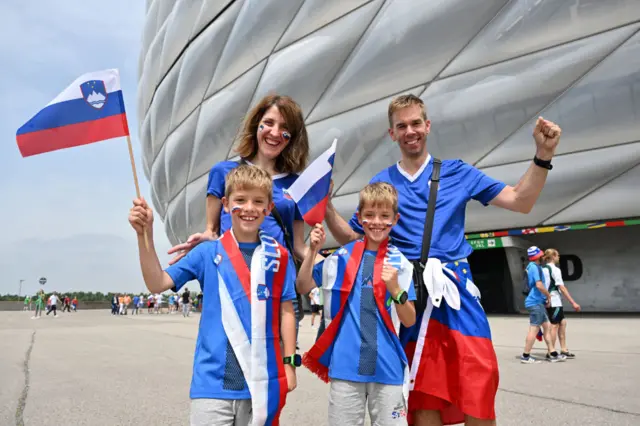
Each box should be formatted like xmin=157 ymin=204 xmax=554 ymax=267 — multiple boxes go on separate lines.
xmin=15 ymin=68 xmax=148 ymax=248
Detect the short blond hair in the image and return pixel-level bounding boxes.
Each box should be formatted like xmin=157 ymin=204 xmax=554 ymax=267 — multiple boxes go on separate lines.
xmin=543 ymin=248 xmax=559 ymax=264
xmin=225 ymin=164 xmax=273 ymax=202
xmin=388 ymin=94 xmax=428 ymax=127
xmin=358 ymin=182 xmax=398 ymax=214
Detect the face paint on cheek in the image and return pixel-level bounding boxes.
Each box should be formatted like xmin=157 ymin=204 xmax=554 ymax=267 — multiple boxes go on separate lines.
xmin=262 ymin=208 xmax=268 ymax=216
xmin=386 ymin=222 xmax=393 ymax=228
xmin=282 ymin=131 xmax=290 ymax=141
xmin=231 ymin=206 xmax=242 ymax=215
xmin=259 ymin=125 xmax=264 ymax=131
xmin=362 ymin=219 xmax=370 ymax=227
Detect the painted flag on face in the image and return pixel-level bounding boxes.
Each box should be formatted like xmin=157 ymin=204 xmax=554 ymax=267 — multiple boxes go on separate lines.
xmin=16 ymin=69 xmax=129 ymax=157
xmin=283 ymin=138 xmax=336 ymax=226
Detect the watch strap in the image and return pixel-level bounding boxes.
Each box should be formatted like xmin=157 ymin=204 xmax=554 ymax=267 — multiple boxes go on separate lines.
xmin=533 ymin=156 xmax=553 ymax=170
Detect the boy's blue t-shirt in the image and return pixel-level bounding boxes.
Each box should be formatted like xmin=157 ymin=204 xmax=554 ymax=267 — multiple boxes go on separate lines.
xmin=207 ymin=161 xmax=303 ymax=247
xmin=165 ymin=239 xmax=297 ymax=400
xmin=349 ymin=157 xmax=506 ymax=261
xmin=312 ymin=250 xmax=416 ymax=385
xmin=525 ymin=262 xmax=547 ymax=308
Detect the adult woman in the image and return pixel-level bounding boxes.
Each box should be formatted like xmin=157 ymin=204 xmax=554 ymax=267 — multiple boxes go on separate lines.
xmin=543 ymin=248 xmax=581 ymax=358
xmin=168 ymin=93 xmax=311 ymax=270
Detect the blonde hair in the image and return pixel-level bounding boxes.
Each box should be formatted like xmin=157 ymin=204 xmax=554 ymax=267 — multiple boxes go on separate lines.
xmin=358 ymin=182 xmax=398 ymax=214
xmin=224 ymin=164 xmax=273 ymax=202
xmin=543 ymin=248 xmax=560 ymax=264
xmin=388 ymin=94 xmax=428 ymax=127
xmin=235 ymin=94 xmax=309 ymax=174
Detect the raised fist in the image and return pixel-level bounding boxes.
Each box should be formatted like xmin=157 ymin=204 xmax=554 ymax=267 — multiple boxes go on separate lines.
xmin=533 ymin=117 xmax=562 ymax=160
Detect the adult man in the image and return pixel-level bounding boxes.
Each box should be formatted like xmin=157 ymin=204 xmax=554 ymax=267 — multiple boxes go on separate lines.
xmin=324 ymin=94 xmax=561 ymax=426
xmin=521 ymin=246 xmax=564 ymax=364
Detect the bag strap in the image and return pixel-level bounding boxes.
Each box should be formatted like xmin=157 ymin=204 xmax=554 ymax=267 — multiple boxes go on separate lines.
xmin=420 ymin=158 xmax=442 ymax=266
xmin=236 ymin=159 xmax=297 ymax=260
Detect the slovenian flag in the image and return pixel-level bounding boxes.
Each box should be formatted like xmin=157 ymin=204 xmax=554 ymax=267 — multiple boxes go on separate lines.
xmin=16 ymin=69 xmax=129 ymax=157
xmin=284 ymin=138 xmax=337 ymax=226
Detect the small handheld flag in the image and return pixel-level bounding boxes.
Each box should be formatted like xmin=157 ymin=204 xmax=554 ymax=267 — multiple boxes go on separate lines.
xmin=284 ymin=139 xmax=337 ymax=226
xmin=16 ymin=69 xmax=129 ymax=157
xmin=15 ymin=69 xmax=148 ymax=249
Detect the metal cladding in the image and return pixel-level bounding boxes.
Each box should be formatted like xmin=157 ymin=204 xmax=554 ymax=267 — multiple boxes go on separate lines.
xmin=138 ymin=0 xmax=640 ymax=247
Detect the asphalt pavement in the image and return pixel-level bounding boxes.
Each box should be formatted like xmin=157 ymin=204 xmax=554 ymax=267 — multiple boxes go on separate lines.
xmin=1 ymin=310 xmax=639 ymax=425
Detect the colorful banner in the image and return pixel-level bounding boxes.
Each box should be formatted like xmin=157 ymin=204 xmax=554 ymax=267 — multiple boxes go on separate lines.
xmin=465 ymin=218 xmax=640 ymax=241
xmin=319 ymin=218 xmax=640 ymax=254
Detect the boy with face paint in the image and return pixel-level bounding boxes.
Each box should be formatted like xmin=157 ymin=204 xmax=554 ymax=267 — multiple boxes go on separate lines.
xmin=129 ymin=165 xmax=298 ymax=426
xmin=297 ymin=182 xmax=417 ymax=426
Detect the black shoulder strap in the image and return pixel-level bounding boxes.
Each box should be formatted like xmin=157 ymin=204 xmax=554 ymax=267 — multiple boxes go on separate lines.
xmin=420 ymin=158 xmax=442 ymax=266
xmin=236 ymin=159 xmax=296 ymax=259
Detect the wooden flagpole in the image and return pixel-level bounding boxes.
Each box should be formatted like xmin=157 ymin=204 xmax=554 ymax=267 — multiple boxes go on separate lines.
xmin=126 ymin=134 xmax=149 ymax=250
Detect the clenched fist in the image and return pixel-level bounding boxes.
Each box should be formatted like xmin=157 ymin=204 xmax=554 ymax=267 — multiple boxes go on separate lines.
xmin=381 ymin=264 xmax=400 ymax=295
xmin=309 ymin=224 xmax=326 ymax=251
xmin=128 ymin=198 xmax=153 ymax=236
xmin=533 ymin=117 xmax=562 ymax=160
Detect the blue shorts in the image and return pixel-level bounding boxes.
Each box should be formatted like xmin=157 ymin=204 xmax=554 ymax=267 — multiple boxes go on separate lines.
xmin=527 ymin=304 xmax=549 ymax=326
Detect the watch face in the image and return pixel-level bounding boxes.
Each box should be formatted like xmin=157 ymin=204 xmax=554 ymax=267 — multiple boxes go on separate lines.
xmin=399 ymin=291 xmax=409 ymax=304
xmin=294 ymin=354 xmax=302 ymax=367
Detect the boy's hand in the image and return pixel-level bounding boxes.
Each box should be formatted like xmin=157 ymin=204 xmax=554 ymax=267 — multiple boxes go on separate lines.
xmin=309 ymin=224 xmax=326 ymax=252
xmin=572 ymin=303 xmax=581 ymax=312
xmin=381 ymin=264 xmax=400 ymax=295
xmin=128 ymin=198 xmax=153 ymax=236
xmin=285 ymin=364 xmax=297 ymax=392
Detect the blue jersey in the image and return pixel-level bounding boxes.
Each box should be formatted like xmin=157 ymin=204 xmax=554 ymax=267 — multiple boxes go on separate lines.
xmin=349 ymin=156 xmax=505 ymax=261
xmin=165 ymin=240 xmax=297 ymax=400
xmin=207 ymin=161 xmax=303 ymax=247
xmin=525 ymin=262 xmax=547 ymax=308
xmin=313 ymin=250 xmax=416 ymax=385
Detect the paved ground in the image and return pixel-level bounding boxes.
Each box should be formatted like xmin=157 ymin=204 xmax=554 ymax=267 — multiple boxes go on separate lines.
xmin=1 ymin=310 xmax=639 ymax=426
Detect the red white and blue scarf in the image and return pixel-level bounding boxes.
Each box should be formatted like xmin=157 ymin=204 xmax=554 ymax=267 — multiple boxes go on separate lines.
xmin=302 ymin=238 xmax=413 ymax=403
xmin=217 ymin=230 xmax=289 ymax=426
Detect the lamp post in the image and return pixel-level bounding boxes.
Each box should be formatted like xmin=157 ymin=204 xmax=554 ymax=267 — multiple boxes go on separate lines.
xmin=19 ymin=279 xmax=25 ymax=297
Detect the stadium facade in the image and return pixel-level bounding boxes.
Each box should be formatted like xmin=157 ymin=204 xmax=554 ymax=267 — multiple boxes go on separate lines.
xmin=138 ymin=0 xmax=640 ymax=312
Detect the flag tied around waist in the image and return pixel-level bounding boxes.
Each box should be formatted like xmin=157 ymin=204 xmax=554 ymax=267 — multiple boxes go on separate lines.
xmin=16 ymin=69 xmax=129 ymax=157
xmin=283 ymin=138 xmax=337 ymax=226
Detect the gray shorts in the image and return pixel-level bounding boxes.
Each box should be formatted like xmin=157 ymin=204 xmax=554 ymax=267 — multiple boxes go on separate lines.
xmin=328 ymin=379 xmax=407 ymax=426
xmin=527 ymin=304 xmax=549 ymax=326
xmin=190 ymin=398 xmax=251 ymax=426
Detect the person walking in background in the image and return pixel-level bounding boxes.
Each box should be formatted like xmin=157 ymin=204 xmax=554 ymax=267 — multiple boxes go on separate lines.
xmin=71 ymin=296 xmax=78 ymax=312
xmin=32 ymin=292 xmax=45 ymax=319
xmin=521 ymin=246 xmax=565 ymax=364
xmin=111 ymin=295 xmax=118 ymax=315
xmin=46 ymin=293 xmax=58 ymax=317
xmin=181 ymin=291 xmax=191 ymax=318
xmin=124 ymin=294 xmax=132 ymax=315
xmin=308 ymin=287 xmax=321 ymax=329
xmin=23 ymin=295 xmax=31 ymax=311
xmin=543 ymin=248 xmax=581 ymax=358
xmin=132 ymin=294 xmax=139 ymax=315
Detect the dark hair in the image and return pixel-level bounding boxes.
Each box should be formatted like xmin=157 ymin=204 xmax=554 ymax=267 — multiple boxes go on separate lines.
xmin=235 ymin=94 xmax=309 ymax=174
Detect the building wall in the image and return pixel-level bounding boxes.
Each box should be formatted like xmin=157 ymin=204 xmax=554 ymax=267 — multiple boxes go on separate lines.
xmin=138 ymin=0 xmax=640 ymax=248
xmin=514 ymin=226 xmax=640 ymax=312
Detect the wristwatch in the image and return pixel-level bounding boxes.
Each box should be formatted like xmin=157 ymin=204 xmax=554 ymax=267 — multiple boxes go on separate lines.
xmin=533 ymin=156 xmax=553 ymax=170
xmin=392 ymin=290 xmax=409 ymax=305
xmin=283 ymin=354 xmax=301 ymax=367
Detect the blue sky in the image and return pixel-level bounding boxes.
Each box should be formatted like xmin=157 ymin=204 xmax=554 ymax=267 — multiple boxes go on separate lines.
xmin=0 ymin=1 xmax=190 ymax=295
